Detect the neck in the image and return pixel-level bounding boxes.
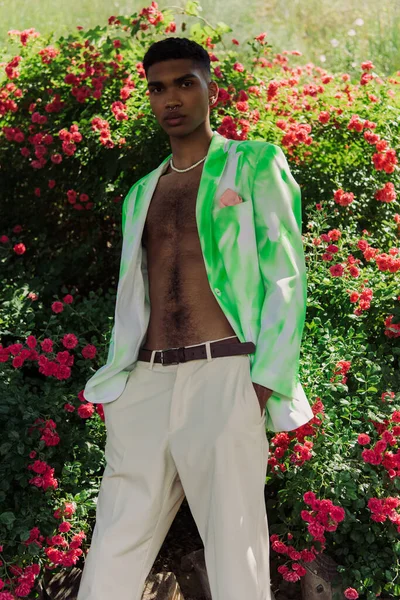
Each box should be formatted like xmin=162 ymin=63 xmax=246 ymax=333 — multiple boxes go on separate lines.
xmin=168 ymin=122 xmax=214 ymax=170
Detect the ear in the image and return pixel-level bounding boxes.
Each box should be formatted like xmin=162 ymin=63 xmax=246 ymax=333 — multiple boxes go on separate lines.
xmin=209 ymin=80 xmax=219 ymax=104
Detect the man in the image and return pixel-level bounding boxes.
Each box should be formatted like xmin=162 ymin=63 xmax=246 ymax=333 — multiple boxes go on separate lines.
xmin=77 ymin=37 xmax=313 ymax=600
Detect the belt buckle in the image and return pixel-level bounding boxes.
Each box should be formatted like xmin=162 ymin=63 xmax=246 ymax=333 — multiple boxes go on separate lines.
xmin=160 ymin=347 xmax=185 ymax=365
xmin=159 ymin=350 xmax=169 ymax=366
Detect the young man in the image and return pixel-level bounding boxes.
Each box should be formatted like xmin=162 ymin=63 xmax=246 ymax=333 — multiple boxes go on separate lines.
xmin=77 ymin=37 xmax=313 ymax=600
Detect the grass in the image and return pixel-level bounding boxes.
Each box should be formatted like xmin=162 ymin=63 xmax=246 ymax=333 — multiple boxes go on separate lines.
xmin=0 ymin=0 xmax=399 ymax=75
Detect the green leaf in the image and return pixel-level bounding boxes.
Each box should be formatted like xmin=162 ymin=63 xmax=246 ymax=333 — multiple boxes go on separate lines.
xmin=0 ymin=442 xmax=12 ymax=455
xmin=350 ymin=530 xmax=364 ymax=543
xmin=185 ymin=0 xmax=201 ymax=16
xmin=365 ymin=531 xmax=375 ymax=544
xmin=392 ymin=585 xmax=400 ymax=596
xmin=0 ymin=512 xmax=15 ymax=525
xmin=20 ymin=529 xmax=32 ymax=542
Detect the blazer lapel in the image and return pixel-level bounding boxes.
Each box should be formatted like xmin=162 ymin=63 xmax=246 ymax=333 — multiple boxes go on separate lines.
xmin=141 ymin=128 xmax=230 ymax=240
xmin=195 ymin=130 xmax=232 ymax=261
xmin=120 ymin=130 xmax=231 ymax=286
xmin=109 ymin=130 xmax=232 ymax=371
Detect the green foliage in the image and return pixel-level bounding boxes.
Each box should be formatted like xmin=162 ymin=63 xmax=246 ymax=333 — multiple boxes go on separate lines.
xmin=1 ymin=0 xmax=400 ymax=77
xmin=0 ymin=1 xmax=399 ymax=598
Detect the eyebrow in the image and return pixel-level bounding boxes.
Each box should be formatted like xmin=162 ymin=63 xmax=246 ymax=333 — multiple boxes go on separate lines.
xmin=147 ymin=73 xmax=197 ymax=88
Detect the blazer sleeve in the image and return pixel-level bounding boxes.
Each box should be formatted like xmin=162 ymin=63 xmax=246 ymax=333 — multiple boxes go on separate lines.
xmin=249 ymin=143 xmax=308 ymax=401
xmin=104 ymin=183 xmax=136 ymax=366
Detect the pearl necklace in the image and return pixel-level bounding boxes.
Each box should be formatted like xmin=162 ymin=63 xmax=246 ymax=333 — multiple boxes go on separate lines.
xmin=169 ymin=154 xmax=207 ymax=173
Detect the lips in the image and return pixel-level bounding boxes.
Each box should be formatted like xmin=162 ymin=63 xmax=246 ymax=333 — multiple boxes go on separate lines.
xmin=164 ymin=113 xmax=185 ymax=122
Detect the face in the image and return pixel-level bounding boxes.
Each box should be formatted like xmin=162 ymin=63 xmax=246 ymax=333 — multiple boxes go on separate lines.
xmin=146 ymin=58 xmax=218 ymax=136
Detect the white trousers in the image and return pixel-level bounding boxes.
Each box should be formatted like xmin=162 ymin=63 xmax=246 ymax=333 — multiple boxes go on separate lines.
xmin=77 ymin=336 xmax=272 ymax=600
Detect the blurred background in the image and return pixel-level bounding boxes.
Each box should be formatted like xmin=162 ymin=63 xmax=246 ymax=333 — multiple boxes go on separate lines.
xmin=0 ymin=0 xmax=399 ymax=76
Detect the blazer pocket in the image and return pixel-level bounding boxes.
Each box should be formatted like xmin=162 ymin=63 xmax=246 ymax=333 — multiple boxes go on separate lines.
xmin=213 ymin=197 xmax=253 ymax=220
xmin=212 ymin=198 xmax=261 ymax=315
xmin=212 ymin=199 xmax=255 ymax=246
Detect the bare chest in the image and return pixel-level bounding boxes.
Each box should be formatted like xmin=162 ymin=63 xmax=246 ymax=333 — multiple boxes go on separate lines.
xmin=142 ymin=167 xmax=203 ymax=245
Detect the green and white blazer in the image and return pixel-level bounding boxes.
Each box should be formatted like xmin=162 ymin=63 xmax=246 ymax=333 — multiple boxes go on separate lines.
xmin=84 ymin=130 xmax=314 ymax=432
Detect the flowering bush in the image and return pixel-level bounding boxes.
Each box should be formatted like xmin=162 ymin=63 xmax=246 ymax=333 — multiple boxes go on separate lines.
xmin=0 ymin=1 xmax=399 ymax=598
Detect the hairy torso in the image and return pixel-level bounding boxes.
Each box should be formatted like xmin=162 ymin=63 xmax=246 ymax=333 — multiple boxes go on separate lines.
xmin=140 ymin=162 xmax=237 ymax=351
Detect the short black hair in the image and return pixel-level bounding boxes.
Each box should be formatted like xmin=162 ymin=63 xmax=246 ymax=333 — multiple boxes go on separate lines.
xmin=142 ymin=37 xmax=211 ymax=81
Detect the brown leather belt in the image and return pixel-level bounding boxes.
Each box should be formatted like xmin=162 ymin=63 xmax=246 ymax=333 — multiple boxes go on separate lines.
xmin=137 ymin=336 xmax=256 ymax=365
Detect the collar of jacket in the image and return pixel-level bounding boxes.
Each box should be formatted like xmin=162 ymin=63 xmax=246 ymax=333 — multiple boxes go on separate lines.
xmin=119 ymin=129 xmax=232 ymax=281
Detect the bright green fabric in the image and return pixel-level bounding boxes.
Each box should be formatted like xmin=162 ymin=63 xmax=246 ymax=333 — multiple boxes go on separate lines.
xmin=84 ymin=131 xmax=313 ymax=432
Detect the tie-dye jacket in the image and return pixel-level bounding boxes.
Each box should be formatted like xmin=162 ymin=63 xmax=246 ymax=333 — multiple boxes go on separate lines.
xmin=83 ymin=130 xmax=314 ymax=432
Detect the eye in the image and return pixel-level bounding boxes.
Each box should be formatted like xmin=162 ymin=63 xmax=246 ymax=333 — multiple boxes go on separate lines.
xmin=149 ymin=81 xmax=193 ymax=94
